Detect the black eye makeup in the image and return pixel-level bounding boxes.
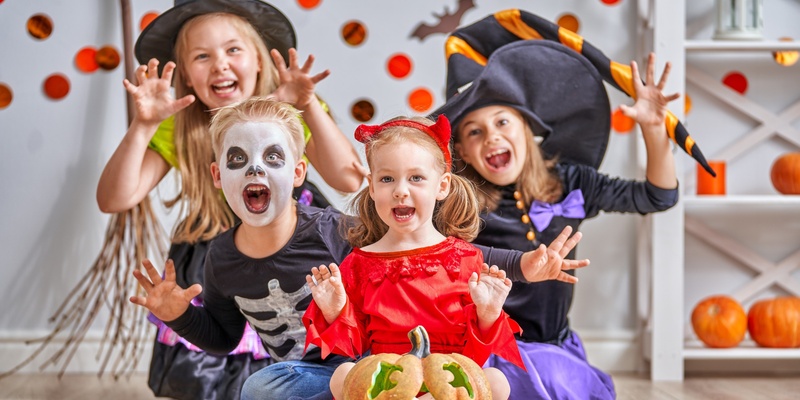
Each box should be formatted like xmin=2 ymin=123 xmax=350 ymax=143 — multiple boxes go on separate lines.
xmin=263 ymin=144 xmax=286 ymax=168
xmin=226 ymin=146 xmax=248 ymax=170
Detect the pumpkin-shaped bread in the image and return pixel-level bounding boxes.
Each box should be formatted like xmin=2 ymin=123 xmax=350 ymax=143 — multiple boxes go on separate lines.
xmin=342 ymin=326 xmax=492 ymax=399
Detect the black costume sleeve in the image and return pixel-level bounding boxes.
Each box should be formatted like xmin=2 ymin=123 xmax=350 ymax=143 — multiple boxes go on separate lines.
xmin=319 ymin=206 xmax=355 ymax=264
xmin=165 ymin=254 xmax=248 ymax=355
xmin=476 ymin=245 xmax=526 ymax=283
xmin=562 ymin=163 xmax=678 ymax=219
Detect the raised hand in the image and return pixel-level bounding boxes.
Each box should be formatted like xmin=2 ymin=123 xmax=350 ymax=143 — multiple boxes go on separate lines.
xmin=270 ymin=48 xmax=330 ymax=110
xmin=520 ymin=225 xmax=590 ymax=284
xmin=619 ymin=52 xmax=680 ymax=130
xmin=130 ymin=259 xmax=202 ymax=322
xmin=469 ymin=264 xmax=512 ymax=330
xmin=306 ymin=263 xmax=347 ymax=324
xmin=122 ymin=58 xmax=195 ymax=126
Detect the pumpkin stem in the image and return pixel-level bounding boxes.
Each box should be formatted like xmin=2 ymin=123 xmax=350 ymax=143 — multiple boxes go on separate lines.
xmin=408 ymin=325 xmax=431 ymax=359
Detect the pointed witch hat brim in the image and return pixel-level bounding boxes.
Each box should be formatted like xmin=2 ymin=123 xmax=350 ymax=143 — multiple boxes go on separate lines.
xmin=135 ymin=0 xmax=296 ymax=73
xmin=431 ymin=9 xmax=716 ymax=176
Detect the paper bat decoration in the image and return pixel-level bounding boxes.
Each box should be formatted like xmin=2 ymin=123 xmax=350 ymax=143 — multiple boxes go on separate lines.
xmin=409 ymin=0 xmax=476 ymax=41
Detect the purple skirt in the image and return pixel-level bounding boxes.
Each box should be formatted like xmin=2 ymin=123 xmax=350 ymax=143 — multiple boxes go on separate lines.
xmin=485 ymin=331 xmax=616 ymax=400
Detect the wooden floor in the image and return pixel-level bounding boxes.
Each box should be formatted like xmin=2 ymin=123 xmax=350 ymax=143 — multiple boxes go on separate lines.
xmin=0 ymin=372 xmax=798 ymax=399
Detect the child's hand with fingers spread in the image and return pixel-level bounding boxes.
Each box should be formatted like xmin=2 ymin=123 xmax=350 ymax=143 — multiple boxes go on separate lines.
xmin=520 ymin=226 xmax=590 ymax=284
xmin=620 ymin=52 xmax=680 ymax=131
xmin=469 ymin=264 xmax=512 ymax=333
xmin=270 ymin=48 xmax=330 ymax=110
xmin=306 ymin=263 xmax=347 ymax=324
xmin=129 ymin=259 xmax=202 ymax=322
xmin=122 ymin=59 xmax=195 ymax=126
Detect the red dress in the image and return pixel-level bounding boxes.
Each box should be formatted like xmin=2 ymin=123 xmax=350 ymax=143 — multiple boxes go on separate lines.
xmin=303 ymin=236 xmax=525 ymax=369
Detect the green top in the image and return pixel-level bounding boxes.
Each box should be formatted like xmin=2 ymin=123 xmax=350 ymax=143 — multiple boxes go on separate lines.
xmin=148 ymin=102 xmax=326 ymax=168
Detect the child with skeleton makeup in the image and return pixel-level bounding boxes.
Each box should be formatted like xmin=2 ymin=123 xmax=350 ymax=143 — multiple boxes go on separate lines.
xmin=130 ymin=97 xmax=589 ymax=399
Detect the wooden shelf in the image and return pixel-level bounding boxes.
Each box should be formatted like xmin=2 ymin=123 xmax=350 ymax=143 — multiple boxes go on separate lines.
xmin=683 ymin=195 xmax=800 ymax=210
xmin=684 ymin=340 xmax=800 ymax=360
xmin=685 ymin=40 xmax=800 ymax=52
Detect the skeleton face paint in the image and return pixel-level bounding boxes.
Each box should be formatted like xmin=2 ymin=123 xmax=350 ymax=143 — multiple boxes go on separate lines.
xmin=217 ymin=121 xmax=299 ymax=227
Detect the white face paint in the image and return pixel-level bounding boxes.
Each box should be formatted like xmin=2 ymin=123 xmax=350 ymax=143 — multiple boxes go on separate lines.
xmin=217 ymin=121 xmax=299 ymax=227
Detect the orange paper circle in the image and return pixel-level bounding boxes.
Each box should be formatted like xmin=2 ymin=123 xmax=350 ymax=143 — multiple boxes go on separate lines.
xmin=387 ymin=53 xmax=412 ymax=79
xmin=75 ymin=46 xmax=99 ymax=73
xmin=601 ymin=0 xmax=621 ymax=4
xmin=611 ymin=107 xmax=635 ymax=133
xmin=27 ymin=14 xmax=53 ymax=40
xmin=351 ymin=99 xmax=376 ymax=122
xmin=96 ymin=46 xmax=121 ymax=70
xmin=297 ymin=0 xmax=321 ymax=9
xmin=408 ymin=88 xmax=434 ymax=113
xmin=0 ymin=83 xmax=13 ymax=109
xmin=342 ymin=21 xmax=367 ymax=46
xmin=557 ymin=14 xmax=580 ymax=33
xmin=44 ymin=73 xmax=70 ymax=100
xmin=722 ymin=71 xmax=747 ymax=94
xmin=140 ymin=12 xmax=159 ymax=32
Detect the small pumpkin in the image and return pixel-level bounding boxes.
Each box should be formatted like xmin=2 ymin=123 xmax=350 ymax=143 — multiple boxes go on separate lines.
xmin=342 ymin=326 xmax=491 ymax=400
xmin=770 ymin=152 xmax=800 ymax=194
xmin=691 ymin=295 xmax=747 ymax=348
xmin=747 ymin=297 xmax=800 ymax=348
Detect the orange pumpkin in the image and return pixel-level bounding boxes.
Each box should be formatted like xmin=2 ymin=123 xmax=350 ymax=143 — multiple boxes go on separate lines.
xmin=342 ymin=326 xmax=491 ymax=400
xmin=770 ymin=152 xmax=800 ymax=194
xmin=691 ymin=295 xmax=747 ymax=348
xmin=747 ymin=297 xmax=800 ymax=348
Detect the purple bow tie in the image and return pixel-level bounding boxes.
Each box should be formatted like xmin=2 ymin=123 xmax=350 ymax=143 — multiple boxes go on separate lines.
xmin=528 ymin=189 xmax=586 ymax=231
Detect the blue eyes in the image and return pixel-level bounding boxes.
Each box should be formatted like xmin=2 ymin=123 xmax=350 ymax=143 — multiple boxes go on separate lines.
xmin=191 ymin=47 xmax=241 ymax=61
xmin=379 ymin=176 xmax=423 ymax=183
xmin=465 ymin=119 xmax=510 ymax=136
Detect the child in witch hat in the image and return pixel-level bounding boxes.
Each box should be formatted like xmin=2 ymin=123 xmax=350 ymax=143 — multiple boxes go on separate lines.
xmin=431 ymin=9 xmax=704 ymax=399
xmin=97 ymin=1 xmax=364 ymax=399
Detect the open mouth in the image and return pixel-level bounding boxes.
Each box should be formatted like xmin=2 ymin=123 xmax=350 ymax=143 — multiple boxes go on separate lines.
xmin=243 ymin=183 xmax=270 ymax=214
xmin=485 ymin=149 xmax=511 ymax=170
xmin=392 ymin=206 xmax=415 ymax=221
xmin=212 ymin=80 xmax=237 ymax=95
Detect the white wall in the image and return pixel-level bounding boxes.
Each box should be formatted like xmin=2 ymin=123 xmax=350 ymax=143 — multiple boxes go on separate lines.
xmin=1 ymin=0 xmax=796 ymax=376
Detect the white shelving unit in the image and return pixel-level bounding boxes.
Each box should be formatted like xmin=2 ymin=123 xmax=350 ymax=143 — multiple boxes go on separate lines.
xmin=685 ymin=40 xmax=800 ymax=52
xmin=642 ymin=0 xmax=800 ymax=381
xmin=684 ymin=340 xmax=800 ymax=360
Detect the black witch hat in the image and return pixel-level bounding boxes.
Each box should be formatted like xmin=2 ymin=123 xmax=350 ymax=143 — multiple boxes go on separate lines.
xmin=135 ymin=0 xmax=296 ymax=73
xmin=432 ymin=9 xmax=715 ymax=176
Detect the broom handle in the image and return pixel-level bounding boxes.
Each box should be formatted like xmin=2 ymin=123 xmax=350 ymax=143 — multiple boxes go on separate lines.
xmin=120 ymin=0 xmax=135 ymax=125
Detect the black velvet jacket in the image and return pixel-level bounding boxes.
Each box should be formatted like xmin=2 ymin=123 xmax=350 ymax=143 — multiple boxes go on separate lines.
xmin=473 ymin=163 xmax=678 ymax=343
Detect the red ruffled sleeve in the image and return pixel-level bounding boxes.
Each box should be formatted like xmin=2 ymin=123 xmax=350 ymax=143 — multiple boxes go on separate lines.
xmin=303 ymin=297 xmax=367 ymax=359
xmin=462 ymin=303 xmax=526 ymax=371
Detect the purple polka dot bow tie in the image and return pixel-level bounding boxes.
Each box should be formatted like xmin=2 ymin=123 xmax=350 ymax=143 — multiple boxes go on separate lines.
xmin=528 ymin=189 xmax=586 ymax=231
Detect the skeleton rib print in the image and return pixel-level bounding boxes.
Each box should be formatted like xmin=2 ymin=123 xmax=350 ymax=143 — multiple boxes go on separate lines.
xmin=235 ymin=279 xmax=313 ymax=361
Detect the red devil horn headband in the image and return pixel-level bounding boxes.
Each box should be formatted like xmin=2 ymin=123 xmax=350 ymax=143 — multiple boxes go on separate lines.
xmin=354 ymin=114 xmax=453 ymax=170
